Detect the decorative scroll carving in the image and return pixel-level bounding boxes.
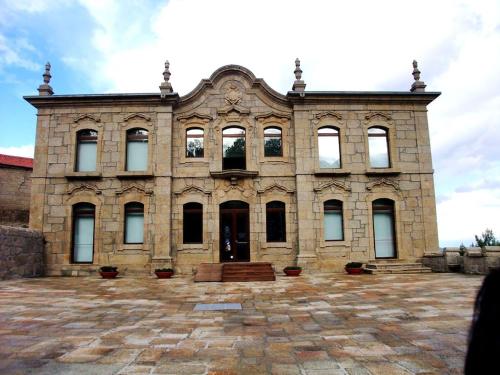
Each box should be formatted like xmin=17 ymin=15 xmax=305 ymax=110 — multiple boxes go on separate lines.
xmin=115 ymin=184 xmax=153 ymax=196
xmin=254 ymin=112 xmax=291 ymax=121
xmin=314 ymin=181 xmax=351 ymax=193
xmin=224 ymin=83 xmax=242 ymax=105
xmin=123 ymin=113 xmax=151 ymax=122
xmin=366 ymin=178 xmax=400 ymax=191
xmin=73 ymin=114 xmax=101 ymax=123
xmin=176 ymin=112 xmax=213 ymax=122
xmin=257 ymin=183 xmax=294 ymax=194
xmin=66 ymin=184 xmax=102 ymax=195
xmin=174 ymin=185 xmax=212 ymax=196
xmin=217 ymin=104 xmax=250 ymax=116
xmin=364 ymin=111 xmax=392 ymax=122
xmin=314 ymin=111 xmax=342 ymax=121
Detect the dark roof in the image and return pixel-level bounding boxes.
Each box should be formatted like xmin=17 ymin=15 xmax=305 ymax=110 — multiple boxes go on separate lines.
xmin=0 ymin=154 xmax=33 ymax=169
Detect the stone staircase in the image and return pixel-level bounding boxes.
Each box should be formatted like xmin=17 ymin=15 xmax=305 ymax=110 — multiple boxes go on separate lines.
xmin=364 ymin=259 xmax=432 ymax=274
xmin=194 ymin=262 xmax=275 ymax=282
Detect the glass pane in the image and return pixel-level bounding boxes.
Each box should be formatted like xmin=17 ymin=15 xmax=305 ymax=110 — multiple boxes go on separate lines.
xmin=368 ymin=128 xmax=386 ymax=135
xmin=127 ymin=141 xmax=148 ymax=171
xmin=74 ymin=216 xmax=94 ymax=262
xmin=324 ymin=211 xmax=343 ymax=240
xmin=77 ymin=142 xmax=97 ymax=172
xmin=125 ymin=212 xmax=144 ymax=243
xmin=374 ymin=212 xmax=395 ymax=257
xmin=223 ymin=127 xmax=245 ymax=135
xmin=187 ymin=128 xmax=203 ymax=136
xmin=223 ymin=136 xmax=245 ymax=158
xmin=369 ymin=136 xmax=389 ymax=167
xmin=183 ymin=210 xmax=203 ymax=243
xmin=264 ymin=136 xmax=282 ymax=156
xmin=264 ymin=127 xmax=281 ymax=135
xmin=186 ymin=137 xmax=204 ymax=157
xmin=266 ymin=206 xmax=286 ymax=242
xmin=318 ymin=135 xmax=340 ymax=168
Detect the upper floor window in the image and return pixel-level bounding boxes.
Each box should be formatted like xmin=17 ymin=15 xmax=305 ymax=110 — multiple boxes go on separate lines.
xmin=186 ymin=128 xmax=204 ymax=158
xmin=72 ymin=202 xmax=95 ymax=263
xmin=76 ymin=129 xmax=97 ymax=172
xmin=318 ymin=127 xmax=340 ymax=168
xmin=183 ymin=202 xmax=203 ymax=244
xmin=264 ymin=127 xmax=282 ymax=157
xmin=126 ymin=128 xmax=148 ymax=171
xmin=368 ymin=127 xmax=390 ymax=168
xmin=222 ymin=127 xmax=245 ymax=170
xmin=266 ymin=201 xmax=286 ymax=242
xmin=324 ymin=199 xmax=344 ymax=241
xmin=124 ymin=202 xmax=144 ymax=244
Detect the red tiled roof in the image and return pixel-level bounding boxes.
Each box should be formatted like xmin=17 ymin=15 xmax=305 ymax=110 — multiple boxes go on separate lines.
xmin=0 ymin=154 xmax=33 ymax=169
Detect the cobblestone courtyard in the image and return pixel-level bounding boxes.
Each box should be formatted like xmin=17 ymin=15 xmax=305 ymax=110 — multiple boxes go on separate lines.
xmin=0 ymin=273 xmax=482 ymax=374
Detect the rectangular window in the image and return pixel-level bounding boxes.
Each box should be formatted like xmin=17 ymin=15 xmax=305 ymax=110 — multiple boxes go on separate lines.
xmin=125 ymin=203 xmax=144 ymax=244
xmin=324 ymin=212 xmax=343 ymax=240
xmin=318 ymin=127 xmax=340 ymax=168
xmin=183 ymin=203 xmax=203 ymax=244
xmin=369 ymin=137 xmax=389 ymax=167
xmin=266 ymin=201 xmax=286 ymax=242
xmin=72 ymin=203 xmax=95 ymax=263
xmin=77 ymin=142 xmax=97 ymax=171
xmin=126 ymin=141 xmax=148 ymax=171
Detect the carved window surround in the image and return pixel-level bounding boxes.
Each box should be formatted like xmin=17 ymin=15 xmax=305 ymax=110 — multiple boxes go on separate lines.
xmin=177 ymin=112 xmax=212 ymax=165
xmin=255 ymin=112 xmax=291 ymax=164
xmin=363 ymin=112 xmax=399 ymax=174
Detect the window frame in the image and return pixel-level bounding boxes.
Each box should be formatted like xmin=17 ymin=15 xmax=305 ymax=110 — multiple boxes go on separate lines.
xmin=124 ymin=202 xmax=145 ymax=244
xmin=125 ymin=128 xmax=149 ymax=172
xmin=263 ymin=126 xmax=283 ymax=157
xmin=371 ymin=198 xmax=397 ymax=259
xmin=185 ymin=127 xmax=205 ymax=158
xmin=318 ymin=126 xmax=341 ymax=169
xmin=75 ymin=129 xmax=98 ymax=172
xmin=71 ymin=202 xmax=96 ymax=264
xmin=183 ymin=202 xmax=203 ymax=244
xmin=265 ymin=201 xmax=286 ymax=243
xmin=323 ymin=199 xmax=344 ymax=241
xmin=222 ymin=126 xmax=246 ymax=170
xmin=367 ymin=126 xmax=391 ymax=168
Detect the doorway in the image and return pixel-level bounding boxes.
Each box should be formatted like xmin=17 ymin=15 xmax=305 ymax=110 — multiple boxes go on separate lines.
xmin=372 ymin=198 xmax=397 ymax=258
xmin=220 ymin=201 xmax=250 ymax=262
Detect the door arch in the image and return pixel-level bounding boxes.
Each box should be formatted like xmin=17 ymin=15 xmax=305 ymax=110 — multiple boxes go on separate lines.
xmin=220 ymin=200 xmax=250 ymax=262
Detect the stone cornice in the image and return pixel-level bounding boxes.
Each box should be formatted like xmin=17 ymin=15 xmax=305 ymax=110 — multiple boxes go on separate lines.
xmin=287 ymin=91 xmax=440 ymax=105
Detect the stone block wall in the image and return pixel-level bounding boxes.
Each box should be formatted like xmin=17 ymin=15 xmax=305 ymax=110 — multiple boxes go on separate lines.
xmin=0 ymin=225 xmax=43 ymax=280
xmin=0 ymin=166 xmax=32 ymax=226
xmin=423 ymin=247 xmax=500 ymax=274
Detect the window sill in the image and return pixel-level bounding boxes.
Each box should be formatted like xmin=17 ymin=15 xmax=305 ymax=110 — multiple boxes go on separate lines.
xmin=65 ymin=171 xmax=102 ymax=179
xmin=119 ymin=244 xmax=145 ymax=251
xmin=365 ymin=168 xmax=400 ymax=176
xmin=314 ymin=169 xmax=351 ymax=176
xmin=261 ymin=242 xmax=292 ymax=249
xmin=116 ymin=171 xmax=154 ymax=179
xmin=319 ymin=241 xmax=350 ymax=249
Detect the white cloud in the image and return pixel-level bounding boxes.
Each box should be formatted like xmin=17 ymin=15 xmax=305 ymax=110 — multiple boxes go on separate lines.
xmin=0 ymin=145 xmax=34 ymax=158
xmin=0 ymin=33 xmax=40 ymax=72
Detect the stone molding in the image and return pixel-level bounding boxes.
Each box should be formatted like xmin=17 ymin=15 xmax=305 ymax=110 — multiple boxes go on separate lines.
xmin=176 ymin=112 xmax=213 ymax=123
xmin=66 ymin=184 xmax=102 ymax=195
xmin=364 ymin=111 xmax=393 ymax=124
xmin=174 ymin=185 xmax=212 ymax=196
xmin=73 ymin=114 xmax=101 ymax=123
xmin=115 ymin=184 xmax=153 ymax=196
xmin=123 ymin=113 xmax=151 ymax=122
xmin=313 ymin=181 xmax=351 ymax=193
xmin=314 ymin=111 xmax=343 ymax=122
xmin=257 ymin=183 xmax=294 ymax=195
xmin=366 ymin=178 xmax=400 ymax=192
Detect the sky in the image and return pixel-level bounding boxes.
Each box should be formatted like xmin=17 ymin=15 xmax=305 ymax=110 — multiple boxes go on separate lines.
xmin=0 ymin=0 xmax=499 ymax=247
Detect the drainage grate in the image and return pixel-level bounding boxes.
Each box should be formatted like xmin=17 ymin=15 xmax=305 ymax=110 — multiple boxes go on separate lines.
xmin=194 ymin=303 xmax=242 ymax=311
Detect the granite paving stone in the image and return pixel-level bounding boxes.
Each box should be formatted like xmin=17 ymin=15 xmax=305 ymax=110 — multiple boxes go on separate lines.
xmin=0 ymin=273 xmax=482 ymax=374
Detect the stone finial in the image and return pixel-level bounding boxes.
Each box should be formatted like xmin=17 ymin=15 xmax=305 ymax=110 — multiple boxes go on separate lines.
xmin=38 ymin=62 xmax=54 ymax=96
xmin=410 ymin=60 xmax=426 ymax=92
xmin=292 ymin=57 xmax=306 ymax=92
xmin=160 ymin=60 xmax=173 ymax=97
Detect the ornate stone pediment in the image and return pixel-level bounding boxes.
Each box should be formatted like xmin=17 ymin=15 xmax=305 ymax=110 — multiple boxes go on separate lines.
xmin=177 ymin=112 xmax=213 ymax=123
xmin=66 ymin=184 xmax=102 ymax=195
xmin=73 ymin=114 xmax=101 ymax=123
xmin=315 ymin=111 xmax=343 ymax=121
xmin=174 ymin=185 xmax=212 ymax=196
xmin=366 ymin=178 xmax=400 ymax=192
xmin=364 ymin=111 xmax=392 ymax=122
xmin=257 ymin=183 xmax=294 ymax=195
xmin=115 ymin=184 xmax=153 ymax=196
xmin=314 ymin=181 xmax=351 ymax=193
xmin=254 ymin=111 xmax=291 ymax=121
xmin=123 ymin=113 xmax=151 ymax=122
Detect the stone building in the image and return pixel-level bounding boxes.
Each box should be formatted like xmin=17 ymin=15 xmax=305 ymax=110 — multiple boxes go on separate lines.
xmin=0 ymin=154 xmax=33 ymax=227
xmin=25 ymin=60 xmax=440 ymax=276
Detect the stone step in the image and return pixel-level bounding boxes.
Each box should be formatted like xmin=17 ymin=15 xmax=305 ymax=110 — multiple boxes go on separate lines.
xmin=222 ymin=262 xmax=275 ymax=282
xmin=364 ymin=267 xmax=432 ymax=274
xmin=194 ymin=263 xmax=223 ymax=282
xmin=364 ymin=260 xmax=431 ymax=274
xmin=365 ymin=262 xmax=423 ymax=269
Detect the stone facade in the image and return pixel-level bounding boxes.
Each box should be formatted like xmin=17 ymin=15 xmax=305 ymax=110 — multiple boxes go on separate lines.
xmin=25 ymin=62 xmax=440 ymax=276
xmin=0 ymin=155 xmax=33 ymax=227
xmin=0 ymin=225 xmax=44 ymax=280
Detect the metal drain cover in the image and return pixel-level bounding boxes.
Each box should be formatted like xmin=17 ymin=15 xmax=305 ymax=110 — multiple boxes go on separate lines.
xmin=194 ymin=303 xmax=242 ymax=311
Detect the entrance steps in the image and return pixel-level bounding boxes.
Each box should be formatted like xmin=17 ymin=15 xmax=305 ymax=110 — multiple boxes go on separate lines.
xmin=364 ymin=259 xmax=432 ymax=274
xmin=194 ymin=262 xmax=275 ymax=282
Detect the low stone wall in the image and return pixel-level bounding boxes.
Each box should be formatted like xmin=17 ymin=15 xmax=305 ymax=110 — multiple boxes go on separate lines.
xmin=0 ymin=225 xmax=44 ymax=280
xmin=423 ymin=246 xmax=500 ymax=274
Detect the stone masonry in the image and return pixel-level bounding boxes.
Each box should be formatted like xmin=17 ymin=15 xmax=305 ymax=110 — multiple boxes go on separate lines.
xmin=24 ymin=60 xmax=441 ymax=276
xmin=0 ymin=225 xmax=44 ymax=280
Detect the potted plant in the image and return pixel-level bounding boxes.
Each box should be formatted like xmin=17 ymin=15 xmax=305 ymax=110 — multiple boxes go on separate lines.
xmin=154 ymin=268 xmax=174 ymax=279
xmin=99 ymin=266 xmax=119 ymax=279
xmin=345 ymin=262 xmax=364 ymax=275
xmin=283 ymin=266 xmax=302 ymax=276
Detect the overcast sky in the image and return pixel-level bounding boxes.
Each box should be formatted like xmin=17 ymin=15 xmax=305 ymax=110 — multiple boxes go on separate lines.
xmin=1 ymin=0 xmax=499 ymax=247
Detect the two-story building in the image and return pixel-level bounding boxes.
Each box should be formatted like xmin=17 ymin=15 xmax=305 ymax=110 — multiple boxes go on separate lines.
xmin=25 ymin=60 xmax=440 ymax=275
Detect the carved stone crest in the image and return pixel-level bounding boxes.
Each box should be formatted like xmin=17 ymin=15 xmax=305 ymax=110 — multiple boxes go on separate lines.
xmin=224 ymin=83 xmax=242 ymax=105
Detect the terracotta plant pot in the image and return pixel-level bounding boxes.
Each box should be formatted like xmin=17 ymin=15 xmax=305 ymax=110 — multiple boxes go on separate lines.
xmin=155 ymin=271 xmax=174 ymax=279
xmin=345 ymin=267 xmax=364 ymax=275
xmin=284 ymin=269 xmax=302 ymax=276
xmin=100 ymin=271 xmax=119 ymax=279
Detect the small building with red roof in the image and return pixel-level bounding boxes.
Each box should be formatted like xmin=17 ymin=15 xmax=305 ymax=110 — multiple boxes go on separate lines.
xmin=0 ymin=153 xmax=33 ymax=226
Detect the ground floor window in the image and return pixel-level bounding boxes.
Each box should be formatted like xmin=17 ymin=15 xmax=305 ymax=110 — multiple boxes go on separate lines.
xmin=266 ymin=201 xmax=286 ymax=242
xmin=124 ymin=202 xmax=144 ymax=244
xmin=72 ymin=203 xmax=95 ymax=263
xmin=324 ymin=199 xmax=344 ymax=241
xmin=183 ymin=202 xmax=203 ymax=243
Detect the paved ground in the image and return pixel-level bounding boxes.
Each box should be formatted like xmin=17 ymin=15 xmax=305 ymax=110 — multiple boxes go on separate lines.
xmin=0 ymin=273 xmax=482 ymax=375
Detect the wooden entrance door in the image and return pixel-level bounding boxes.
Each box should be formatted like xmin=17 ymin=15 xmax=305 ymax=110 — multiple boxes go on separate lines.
xmin=220 ymin=201 xmax=250 ymax=262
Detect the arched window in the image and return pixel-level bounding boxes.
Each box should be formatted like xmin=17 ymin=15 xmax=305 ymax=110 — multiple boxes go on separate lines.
xmin=126 ymin=128 xmax=148 ymax=171
xmin=264 ymin=127 xmax=282 ymax=157
xmin=318 ymin=127 xmax=341 ymax=168
xmin=324 ymin=199 xmax=343 ymax=241
xmin=124 ymin=202 xmax=144 ymax=244
xmin=186 ymin=128 xmax=204 ymax=158
xmin=183 ymin=202 xmax=203 ymax=244
xmin=266 ymin=201 xmax=286 ymax=242
xmin=222 ymin=127 xmax=245 ymax=170
xmin=368 ymin=127 xmax=390 ymax=168
xmin=72 ymin=203 xmax=95 ymax=263
xmin=372 ymin=198 xmax=396 ymax=258
xmin=76 ymin=129 xmax=97 ymax=172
